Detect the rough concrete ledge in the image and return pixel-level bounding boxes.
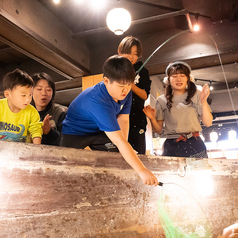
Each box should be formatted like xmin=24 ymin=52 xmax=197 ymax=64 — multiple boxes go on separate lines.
xmin=0 ymin=141 xmax=238 ymax=238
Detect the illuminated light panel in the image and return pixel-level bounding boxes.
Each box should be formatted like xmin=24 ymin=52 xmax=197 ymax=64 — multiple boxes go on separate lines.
xmin=53 ymin=0 xmax=60 ymax=4
xmin=228 ymin=129 xmax=237 ymax=140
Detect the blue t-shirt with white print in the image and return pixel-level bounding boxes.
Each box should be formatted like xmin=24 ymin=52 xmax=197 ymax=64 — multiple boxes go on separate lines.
xmin=62 ymin=81 xmax=132 ymax=136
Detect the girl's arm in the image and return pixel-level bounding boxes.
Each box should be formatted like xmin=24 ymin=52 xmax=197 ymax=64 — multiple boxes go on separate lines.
xmin=143 ymin=105 xmax=163 ymax=134
xmin=200 ymin=84 xmax=213 ymax=127
xmin=201 ymin=102 xmax=213 ymax=127
xmin=131 ymin=83 xmax=148 ymax=100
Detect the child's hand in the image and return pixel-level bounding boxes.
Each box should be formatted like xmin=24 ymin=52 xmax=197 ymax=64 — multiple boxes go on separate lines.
xmin=42 ymin=114 xmax=52 ymax=135
xmin=143 ymin=105 xmax=156 ymax=120
xmin=200 ymin=84 xmax=210 ymax=104
xmin=138 ymin=168 xmax=159 ymax=186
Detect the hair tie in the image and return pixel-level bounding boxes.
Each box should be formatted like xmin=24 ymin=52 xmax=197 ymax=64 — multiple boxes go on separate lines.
xmin=163 ymin=76 xmax=168 ymax=84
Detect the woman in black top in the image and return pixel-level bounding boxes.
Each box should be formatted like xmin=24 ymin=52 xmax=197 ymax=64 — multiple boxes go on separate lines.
xmin=118 ymin=36 xmax=151 ymax=154
xmin=32 ymin=72 xmax=67 ymax=146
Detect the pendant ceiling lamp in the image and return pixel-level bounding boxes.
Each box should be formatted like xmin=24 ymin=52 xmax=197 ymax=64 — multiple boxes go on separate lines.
xmin=106 ymin=0 xmax=131 ymax=35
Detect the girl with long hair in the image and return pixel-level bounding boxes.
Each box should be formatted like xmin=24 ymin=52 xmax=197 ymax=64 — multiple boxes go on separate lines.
xmin=143 ymin=61 xmax=213 ymax=158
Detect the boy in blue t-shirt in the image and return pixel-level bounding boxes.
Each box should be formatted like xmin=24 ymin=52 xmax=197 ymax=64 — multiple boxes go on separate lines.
xmin=61 ymin=55 xmax=158 ymax=186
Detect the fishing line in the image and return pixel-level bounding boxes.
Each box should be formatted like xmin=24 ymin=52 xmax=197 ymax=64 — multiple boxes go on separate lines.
xmin=138 ymin=29 xmax=237 ymax=125
xmin=136 ymin=30 xmax=190 ymax=74
xmin=207 ymin=34 xmax=238 ymax=126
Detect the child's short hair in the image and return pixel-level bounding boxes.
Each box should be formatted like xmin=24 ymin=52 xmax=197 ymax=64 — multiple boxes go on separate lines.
xmin=118 ymin=36 xmax=142 ymax=57
xmin=31 ymin=72 xmax=56 ymax=101
xmin=103 ymin=55 xmax=135 ymax=84
xmin=3 ymin=68 xmax=33 ymax=91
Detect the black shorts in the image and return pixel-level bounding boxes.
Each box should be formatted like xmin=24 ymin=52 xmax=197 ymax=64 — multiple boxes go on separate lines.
xmin=60 ymin=132 xmax=119 ymax=152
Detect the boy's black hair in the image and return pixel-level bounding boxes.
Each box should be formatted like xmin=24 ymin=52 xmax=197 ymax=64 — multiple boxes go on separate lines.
xmin=103 ymin=55 xmax=135 ymax=84
xmin=3 ymin=68 xmax=34 ymax=90
xmin=31 ymin=72 xmax=56 ymax=102
xmin=118 ymin=36 xmax=143 ymax=57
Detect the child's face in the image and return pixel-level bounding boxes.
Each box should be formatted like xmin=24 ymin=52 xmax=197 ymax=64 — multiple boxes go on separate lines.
xmin=33 ymin=79 xmax=53 ymax=111
xmin=169 ymin=73 xmax=188 ymax=93
xmin=120 ymin=45 xmax=138 ymax=65
xmin=104 ymin=77 xmax=132 ymax=103
xmin=5 ymin=85 xmax=33 ymax=113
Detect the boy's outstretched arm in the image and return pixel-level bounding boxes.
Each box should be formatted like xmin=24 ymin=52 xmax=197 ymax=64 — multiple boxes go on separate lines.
xmin=117 ymin=114 xmax=129 ymax=140
xmin=105 ymin=130 xmax=159 ymax=186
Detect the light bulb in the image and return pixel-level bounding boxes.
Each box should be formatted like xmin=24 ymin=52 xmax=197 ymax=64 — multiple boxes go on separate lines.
xmin=106 ymin=7 xmax=131 ymax=35
xmin=210 ymin=131 xmax=218 ymax=142
xmin=193 ymin=14 xmax=200 ymax=32
xmin=228 ymin=129 xmax=237 ymax=140
xmin=196 ymin=85 xmax=203 ymax=91
xmin=193 ymin=24 xmax=200 ymax=31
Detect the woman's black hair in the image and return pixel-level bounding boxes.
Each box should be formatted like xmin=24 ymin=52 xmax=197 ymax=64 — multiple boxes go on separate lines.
xmin=31 ymin=72 xmax=56 ymax=102
xmin=165 ymin=63 xmax=197 ymax=111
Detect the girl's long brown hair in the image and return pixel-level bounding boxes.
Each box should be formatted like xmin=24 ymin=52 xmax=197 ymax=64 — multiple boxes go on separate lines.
xmin=165 ymin=64 xmax=197 ymax=111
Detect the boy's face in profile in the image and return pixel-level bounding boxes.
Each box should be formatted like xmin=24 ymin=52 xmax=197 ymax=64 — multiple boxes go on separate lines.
xmin=4 ymin=85 xmax=33 ymax=113
xmin=104 ymin=77 xmax=132 ymax=103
